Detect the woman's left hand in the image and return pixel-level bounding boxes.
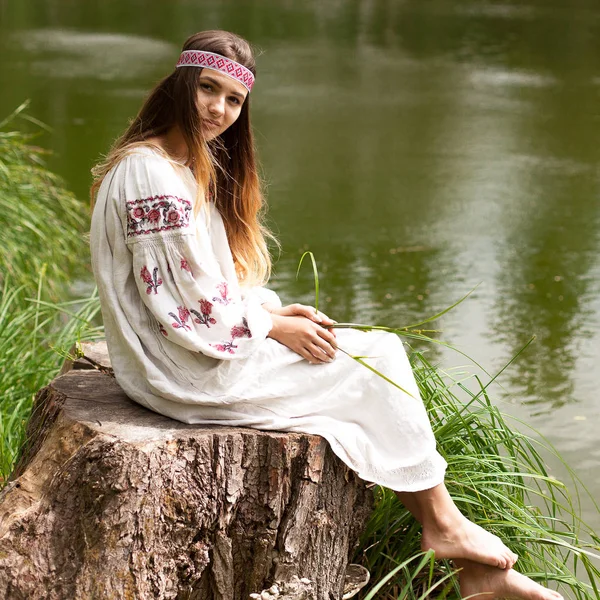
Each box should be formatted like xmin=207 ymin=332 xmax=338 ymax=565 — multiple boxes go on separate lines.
xmin=262 ymin=303 xmax=337 ymax=336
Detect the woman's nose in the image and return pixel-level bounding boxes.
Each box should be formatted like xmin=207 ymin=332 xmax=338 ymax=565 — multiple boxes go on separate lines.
xmin=208 ymin=95 xmax=225 ymax=117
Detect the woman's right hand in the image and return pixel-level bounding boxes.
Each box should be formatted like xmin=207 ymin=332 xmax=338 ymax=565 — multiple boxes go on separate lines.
xmin=267 ymin=313 xmax=337 ymax=364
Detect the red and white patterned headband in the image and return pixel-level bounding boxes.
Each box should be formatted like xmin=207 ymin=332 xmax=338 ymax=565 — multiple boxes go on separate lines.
xmin=176 ymin=50 xmax=255 ymax=92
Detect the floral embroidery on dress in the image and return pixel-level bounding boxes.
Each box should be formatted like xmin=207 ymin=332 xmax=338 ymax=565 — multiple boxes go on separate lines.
xmin=158 ymin=323 xmax=168 ymax=337
xmin=126 ymin=195 xmax=192 ymax=238
xmin=169 ymin=306 xmax=192 ymax=331
xmin=212 ymin=281 xmax=232 ymax=305
xmin=180 ymin=258 xmax=193 ymax=275
xmin=210 ymin=340 xmax=238 ymax=354
xmin=140 ymin=265 xmax=162 ymax=295
xmin=231 ymin=317 xmax=252 ymax=339
xmin=190 ymin=299 xmax=217 ymax=328
xmin=210 ymin=318 xmax=253 ymax=354
xmin=166 ymin=263 xmax=175 ymax=283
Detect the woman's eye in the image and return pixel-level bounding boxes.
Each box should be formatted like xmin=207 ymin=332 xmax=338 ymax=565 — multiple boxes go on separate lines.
xmin=200 ymin=83 xmax=213 ymax=92
xmin=229 ymin=97 xmax=240 ymax=105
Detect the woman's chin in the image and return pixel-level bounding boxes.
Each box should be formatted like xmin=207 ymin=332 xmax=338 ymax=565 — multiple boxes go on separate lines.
xmin=201 ymin=122 xmax=222 ymax=141
xmin=203 ymin=130 xmax=220 ymax=142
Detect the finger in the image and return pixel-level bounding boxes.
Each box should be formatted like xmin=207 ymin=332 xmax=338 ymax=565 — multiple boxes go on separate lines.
xmin=310 ymin=338 xmax=336 ymax=361
xmin=285 ymin=303 xmax=305 ymax=317
xmin=292 ymin=304 xmax=321 ymax=322
xmin=321 ymin=323 xmax=337 ymax=338
xmin=304 ymin=307 xmax=322 ymax=323
xmin=308 ymin=344 xmax=331 ymax=363
xmin=316 ymin=327 xmax=338 ymax=349
xmin=302 ymin=347 xmax=321 ymax=364
xmin=317 ymin=311 xmax=334 ymax=322
xmin=316 ymin=312 xmax=337 ymax=333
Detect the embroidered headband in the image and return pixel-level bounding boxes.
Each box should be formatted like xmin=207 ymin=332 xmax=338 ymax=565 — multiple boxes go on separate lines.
xmin=176 ymin=50 xmax=255 ymax=92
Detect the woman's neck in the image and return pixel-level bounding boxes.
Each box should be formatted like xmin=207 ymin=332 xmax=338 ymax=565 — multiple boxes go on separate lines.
xmin=150 ymin=126 xmax=189 ymax=163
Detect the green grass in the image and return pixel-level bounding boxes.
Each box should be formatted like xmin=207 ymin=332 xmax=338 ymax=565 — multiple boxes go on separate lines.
xmin=354 ymin=349 xmax=600 ymax=599
xmin=0 ymin=104 xmax=102 ymax=481
xmin=0 ymin=101 xmax=87 ymax=301
xmin=296 ymin=250 xmax=600 ymax=599
xmin=0 ymin=279 xmax=103 ymax=478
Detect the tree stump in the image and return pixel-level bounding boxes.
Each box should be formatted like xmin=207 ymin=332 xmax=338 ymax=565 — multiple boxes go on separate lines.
xmin=0 ymin=342 xmax=373 ymax=600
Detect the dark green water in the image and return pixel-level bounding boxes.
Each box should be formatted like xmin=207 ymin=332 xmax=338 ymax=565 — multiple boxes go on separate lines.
xmin=1 ymin=0 xmax=599 ymax=530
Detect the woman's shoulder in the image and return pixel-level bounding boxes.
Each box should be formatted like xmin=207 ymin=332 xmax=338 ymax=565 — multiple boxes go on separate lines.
xmin=119 ymin=144 xmax=182 ymax=174
xmin=105 ymin=144 xmax=192 ymax=200
xmin=94 ymin=146 xmax=195 ymax=242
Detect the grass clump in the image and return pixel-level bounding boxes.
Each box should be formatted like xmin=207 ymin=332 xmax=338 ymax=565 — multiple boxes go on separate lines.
xmin=0 ymin=104 xmax=102 ymax=482
xmin=0 ymin=281 xmax=102 ymax=478
xmin=0 ymin=101 xmax=87 ymax=300
xmin=354 ymin=349 xmax=600 ymax=599
xmin=296 ymin=251 xmax=600 ymax=599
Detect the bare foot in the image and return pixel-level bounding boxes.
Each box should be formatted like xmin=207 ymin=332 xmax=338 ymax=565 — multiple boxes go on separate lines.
xmin=457 ymin=559 xmax=563 ymax=600
xmin=421 ymin=516 xmax=518 ymax=569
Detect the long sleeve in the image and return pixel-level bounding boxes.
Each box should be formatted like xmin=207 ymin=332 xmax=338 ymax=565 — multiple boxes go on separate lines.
xmin=120 ymin=152 xmax=273 ymax=361
xmin=244 ymin=285 xmax=283 ymax=308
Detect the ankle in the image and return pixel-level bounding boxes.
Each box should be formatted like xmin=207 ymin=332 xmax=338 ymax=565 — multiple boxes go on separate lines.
xmin=423 ymin=509 xmax=464 ymax=535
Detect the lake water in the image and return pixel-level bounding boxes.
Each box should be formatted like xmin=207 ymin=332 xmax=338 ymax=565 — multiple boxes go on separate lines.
xmin=1 ymin=0 xmax=599 ymax=536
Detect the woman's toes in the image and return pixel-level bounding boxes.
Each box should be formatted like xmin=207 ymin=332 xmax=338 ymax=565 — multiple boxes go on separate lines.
xmin=458 ymin=559 xmax=562 ymax=600
xmin=505 ymin=550 xmax=518 ymax=569
xmin=498 ymin=547 xmax=518 ymax=570
xmin=503 ymin=551 xmax=514 ymax=568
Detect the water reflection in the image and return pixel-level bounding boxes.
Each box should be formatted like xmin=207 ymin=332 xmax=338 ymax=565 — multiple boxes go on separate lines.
xmin=274 ymin=243 xmax=457 ymax=323
xmin=492 ymin=154 xmax=599 ymax=410
xmin=15 ymin=29 xmax=174 ymax=80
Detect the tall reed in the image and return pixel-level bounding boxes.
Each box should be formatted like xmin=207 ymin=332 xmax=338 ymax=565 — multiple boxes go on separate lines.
xmin=0 ymin=281 xmax=102 ymax=479
xmin=0 ymin=104 xmax=102 ymax=481
xmin=353 ymin=349 xmax=600 ymax=599
xmin=0 ymin=101 xmax=87 ymax=300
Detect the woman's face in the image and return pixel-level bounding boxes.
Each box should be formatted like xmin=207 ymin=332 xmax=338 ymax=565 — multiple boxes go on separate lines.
xmin=196 ymin=69 xmax=249 ymax=140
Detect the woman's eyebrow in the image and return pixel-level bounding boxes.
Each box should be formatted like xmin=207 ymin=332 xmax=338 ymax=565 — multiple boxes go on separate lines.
xmin=200 ymin=75 xmax=246 ymax=99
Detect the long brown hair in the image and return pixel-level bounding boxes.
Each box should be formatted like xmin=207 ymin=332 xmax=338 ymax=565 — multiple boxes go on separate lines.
xmin=91 ymin=30 xmax=275 ymax=286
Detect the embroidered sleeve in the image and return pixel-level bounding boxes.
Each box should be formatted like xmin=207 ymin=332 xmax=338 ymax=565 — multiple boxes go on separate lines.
xmin=126 ymin=195 xmax=192 ymax=239
xmin=130 ymin=240 xmax=273 ymax=360
xmin=120 ymin=152 xmax=273 ymax=360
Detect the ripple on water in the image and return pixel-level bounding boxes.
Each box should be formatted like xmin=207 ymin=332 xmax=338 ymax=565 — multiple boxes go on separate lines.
xmin=510 ymin=153 xmax=594 ymax=177
xmin=468 ymin=67 xmax=558 ymax=89
xmin=454 ymin=4 xmax=538 ymax=20
xmin=12 ymin=29 xmax=176 ymax=81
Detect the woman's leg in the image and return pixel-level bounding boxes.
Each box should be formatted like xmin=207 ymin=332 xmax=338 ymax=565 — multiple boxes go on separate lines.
xmin=395 ymin=483 xmax=518 ymax=569
xmin=456 ymin=559 xmax=563 ymax=600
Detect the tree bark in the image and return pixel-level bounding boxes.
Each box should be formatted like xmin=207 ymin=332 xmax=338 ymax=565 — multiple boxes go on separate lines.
xmin=0 ymin=342 xmax=373 ymax=599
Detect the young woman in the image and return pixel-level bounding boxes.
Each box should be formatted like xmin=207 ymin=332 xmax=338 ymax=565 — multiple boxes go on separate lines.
xmin=90 ymin=30 xmax=562 ymax=600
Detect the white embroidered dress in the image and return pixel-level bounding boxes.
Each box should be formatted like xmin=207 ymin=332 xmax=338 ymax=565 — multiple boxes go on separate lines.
xmin=90 ymin=147 xmax=447 ymax=492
